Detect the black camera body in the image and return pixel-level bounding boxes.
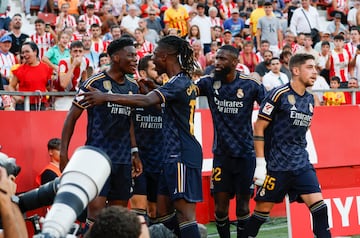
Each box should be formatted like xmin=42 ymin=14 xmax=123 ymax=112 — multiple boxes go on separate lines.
xmin=18 ymin=178 xmax=60 ymax=213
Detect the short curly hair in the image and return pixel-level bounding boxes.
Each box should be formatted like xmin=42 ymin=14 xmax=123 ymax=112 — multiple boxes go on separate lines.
xmin=85 ymin=206 xmax=141 ymax=238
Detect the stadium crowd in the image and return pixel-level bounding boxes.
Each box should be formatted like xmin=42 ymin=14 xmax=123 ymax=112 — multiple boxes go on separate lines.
xmin=0 ymin=0 xmax=360 ymax=110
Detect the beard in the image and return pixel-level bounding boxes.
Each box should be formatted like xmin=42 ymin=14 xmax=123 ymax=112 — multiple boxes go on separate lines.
xmin=214 ymin=66 xmax=232 ymax=79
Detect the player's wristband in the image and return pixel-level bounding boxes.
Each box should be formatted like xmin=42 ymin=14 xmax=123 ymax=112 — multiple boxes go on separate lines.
xmin=254 ymin=135 xmax=264 ymax=141
xmin=256 ymin=157 xmax=266 ymax=166
xmin=131 ymin=147 xmax=139 ymax=154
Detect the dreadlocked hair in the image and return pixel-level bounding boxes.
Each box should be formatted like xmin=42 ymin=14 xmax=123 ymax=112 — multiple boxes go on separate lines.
xmin=157 ymin=35 xmax=196 ymax=76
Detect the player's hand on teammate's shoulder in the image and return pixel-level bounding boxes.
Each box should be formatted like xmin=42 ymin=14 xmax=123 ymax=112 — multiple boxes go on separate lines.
xmin=79 ymin=86 xmax=107 ymax=107
xmin=136 ymin=78 xmax=158 ymax=94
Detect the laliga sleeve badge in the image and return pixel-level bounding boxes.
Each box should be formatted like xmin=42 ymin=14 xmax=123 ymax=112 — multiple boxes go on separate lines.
xmin=236 ymin=88 xmax=244 ymax=98
xmin=309 ymin=103 xmax=313 ymax=113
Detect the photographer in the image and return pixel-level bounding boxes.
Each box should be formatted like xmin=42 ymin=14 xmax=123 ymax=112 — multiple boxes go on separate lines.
xmin=0 ymin=152 xmax=27 ymax=238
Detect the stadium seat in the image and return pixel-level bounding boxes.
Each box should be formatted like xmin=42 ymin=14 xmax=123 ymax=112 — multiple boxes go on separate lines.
xmin=37 ymin=12 xmax=57 ymax=26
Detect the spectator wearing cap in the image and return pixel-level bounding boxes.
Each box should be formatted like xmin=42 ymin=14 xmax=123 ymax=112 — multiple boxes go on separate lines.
xmin=222 ymin=29 xmax=234 ymax=45
xmin=223 ymin=8 xmax=245 ymax=37
xmin=78 ymin=4 xmax=102 ymax=31
xmin=120 ymin=4 xmax=141 ymax=36
xmin=190 ymin=3 xmax=212 ymax=54
xmin=256 ymin=1 xmax=283 ymax=57
xmin=314 ymin=30 xmax=335 ymax=53
xmin=327 ymin=13 xmax=348 ymax=37
xmin=8 ymin=14 xmax=29 ymax=57
xmin=145 ymin=8 xmax=163 ymax=36
xmin=0 ymin=35 xmax=17 ymax=89
xmin=163 ymin=0 xmax=190 ymax=38
xmin=289 ymin=0 xmax=319 ymax=36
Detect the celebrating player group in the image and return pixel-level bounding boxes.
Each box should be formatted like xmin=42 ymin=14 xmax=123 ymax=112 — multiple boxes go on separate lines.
xmin=61 ymin=34 xmax=331 ymax=238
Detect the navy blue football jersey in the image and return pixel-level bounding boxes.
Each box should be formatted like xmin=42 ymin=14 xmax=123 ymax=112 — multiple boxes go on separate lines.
xmin=154 ymin=72 xmax=203 ymax=169
xmin=258 ymin=83 xmax=314 ymax=171
xmin=196 ymin=71 xmax=265 ymax=157
xmin=133 ymin=105 xmax=164 ymax=173
xmin=74 ymin=72 xmax=139 ymax=165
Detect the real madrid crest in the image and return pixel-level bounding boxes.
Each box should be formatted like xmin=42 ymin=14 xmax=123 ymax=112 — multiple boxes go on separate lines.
xmin=237 ymin=88 xmax=244 ymax=98
xmin=309 ymin=103 xmax=313 ymax=113
xmin=103 ymin=80 xmax=112 ymax=93
xmin=287 ymin=94 xmax=296 ymax=105
xmin=213 ymin=80 xmax=221 ymax=90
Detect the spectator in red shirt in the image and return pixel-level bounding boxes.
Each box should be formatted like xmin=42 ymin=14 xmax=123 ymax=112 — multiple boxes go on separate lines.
xmin=9 ymin=41 xmax=53 ymax=111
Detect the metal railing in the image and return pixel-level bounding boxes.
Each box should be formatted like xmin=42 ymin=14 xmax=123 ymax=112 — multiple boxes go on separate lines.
xmin=311 ymin=88 xmax=360 ymax=105
xmin=0 ymin=91 xmax=76 ymax=111
xmin=0 ymin=89 xmax=359 ymax=111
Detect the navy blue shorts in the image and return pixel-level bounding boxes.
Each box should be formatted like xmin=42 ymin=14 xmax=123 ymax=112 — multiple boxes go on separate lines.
xmin=99 ymin=164 xmax=132 ymax=201
xmin=158 ymin=162 xmax=203 ymax=202
xmin=211 ymin=154 xmax=255 ymax=197
xmin=255 ymin=166 xmax=322 ymax=203
xmin=132 ymin=171 xmax=161 ymax=203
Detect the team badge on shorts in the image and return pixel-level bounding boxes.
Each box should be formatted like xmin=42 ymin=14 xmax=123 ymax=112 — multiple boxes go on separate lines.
xmin=236 ymin=88 xmax=244 ymax=98
xmin=103 ymin=80 xmax=112 ymax=93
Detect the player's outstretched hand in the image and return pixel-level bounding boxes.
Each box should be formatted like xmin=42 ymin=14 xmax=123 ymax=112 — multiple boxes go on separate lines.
xmin=79 ymin=86 xmax=107 ymax=107
xmin=254 ymin=157 xmax=267 ymax=186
